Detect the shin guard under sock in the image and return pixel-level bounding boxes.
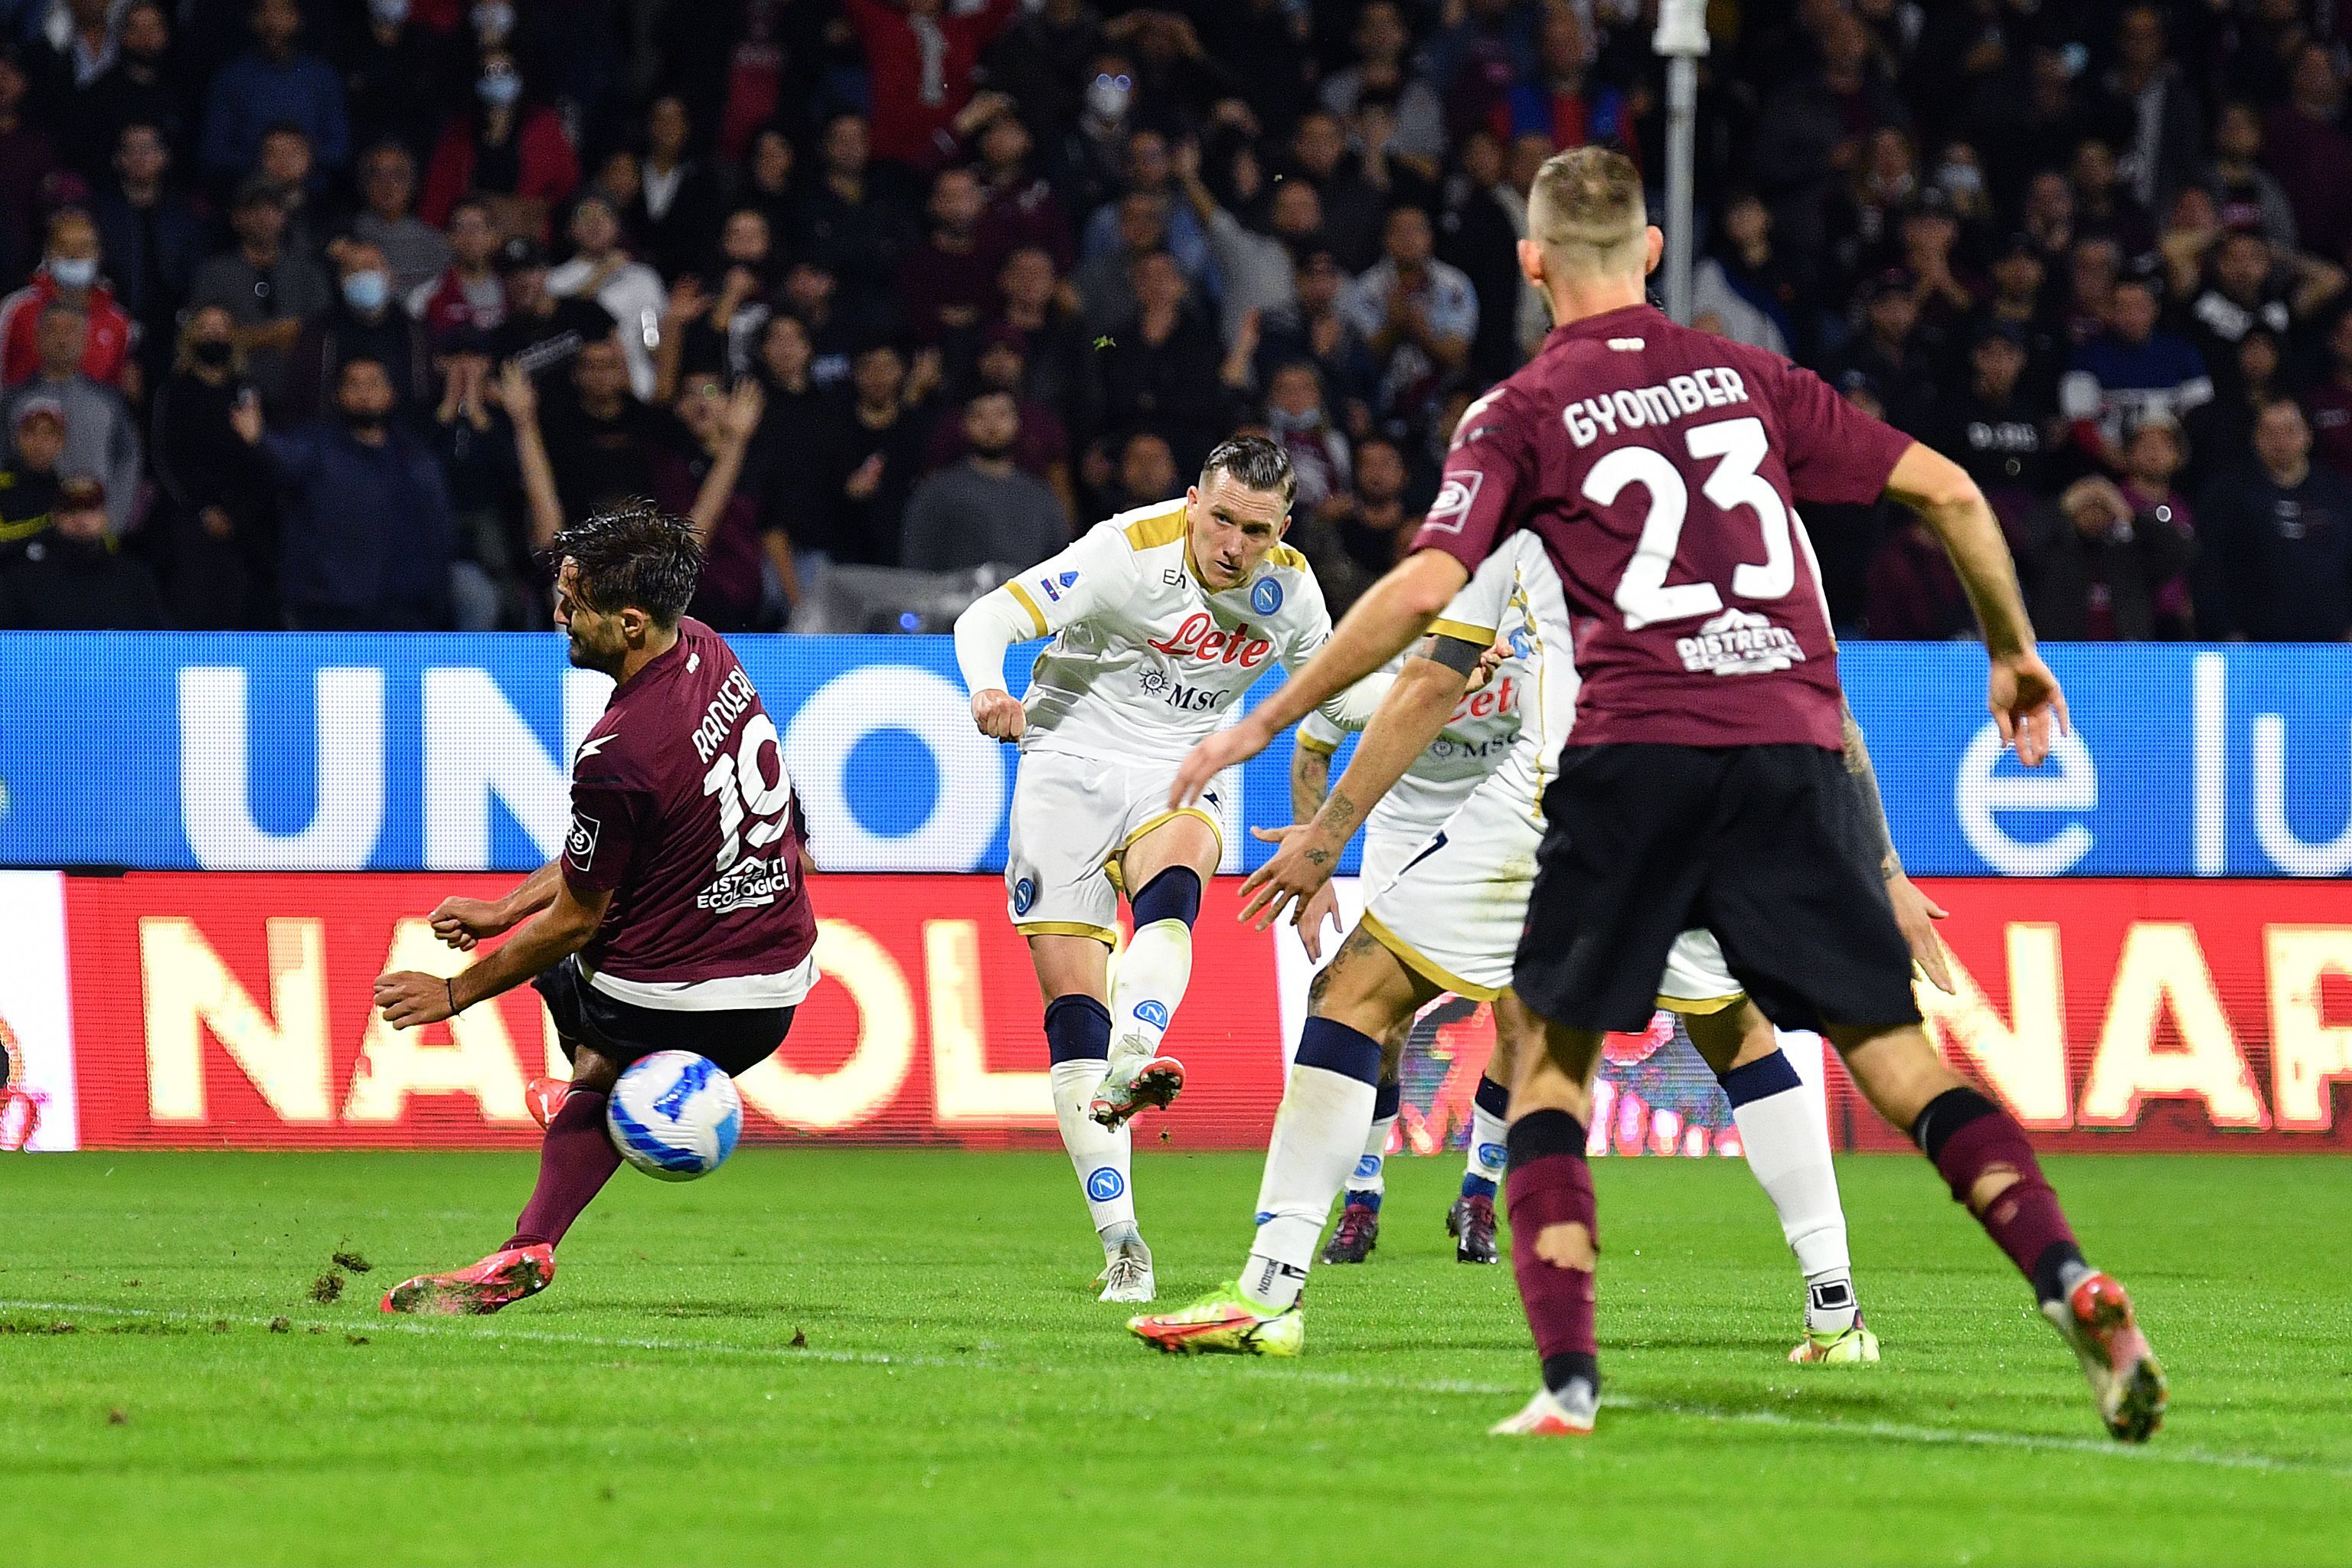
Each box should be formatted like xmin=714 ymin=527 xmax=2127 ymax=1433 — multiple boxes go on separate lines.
xmin=1913 ymin=1086 xmax=2083 ymax=1303
xmin=1504 ymin=1108 xmax=1599 ymax=1395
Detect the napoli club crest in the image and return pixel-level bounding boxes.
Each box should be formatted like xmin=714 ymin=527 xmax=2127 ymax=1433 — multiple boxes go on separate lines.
xmin=1250 ymin=577 xmax=1284 ymax=616
xmin=1013 ymin=877 xmax=1037 ymax=916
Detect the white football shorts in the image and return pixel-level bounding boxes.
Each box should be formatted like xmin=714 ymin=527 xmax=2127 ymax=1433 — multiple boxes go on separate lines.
xmin=1004 ymin=750 xmax=1225 ymax=942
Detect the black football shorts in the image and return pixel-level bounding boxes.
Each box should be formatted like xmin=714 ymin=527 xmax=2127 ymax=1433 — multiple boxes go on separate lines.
xmin=1513 ymin=742 xmax=1922 ymax=1035
xmin=534 ymin=956 xmax=795 ymax=1079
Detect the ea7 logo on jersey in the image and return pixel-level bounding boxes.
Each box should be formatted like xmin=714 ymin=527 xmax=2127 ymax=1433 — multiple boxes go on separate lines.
xmin=1676 ymin=607 xmax=1806 ymax=677
xmin=564 ymin=812 xmax=601 ymax=871
xmin=1422 ymin=469 xmax=1484 ymax=535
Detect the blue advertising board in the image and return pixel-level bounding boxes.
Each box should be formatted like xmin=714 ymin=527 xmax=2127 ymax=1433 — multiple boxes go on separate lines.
xmin=0 ymin=634 xmax=2345 ymax=877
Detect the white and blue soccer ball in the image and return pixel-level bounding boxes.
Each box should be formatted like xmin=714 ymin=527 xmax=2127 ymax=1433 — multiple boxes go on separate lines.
xmin=606 ymin=1051 xmax=742 ymax=1181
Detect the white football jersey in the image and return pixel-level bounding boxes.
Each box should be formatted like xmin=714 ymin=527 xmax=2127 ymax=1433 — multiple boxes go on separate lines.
xmin=1008 ymin=500 xmax=1348 ymax=764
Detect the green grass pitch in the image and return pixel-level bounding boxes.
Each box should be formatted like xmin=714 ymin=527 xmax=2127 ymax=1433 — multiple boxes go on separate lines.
xmin=2 ymin=1148 xmax=2344 ymax=1566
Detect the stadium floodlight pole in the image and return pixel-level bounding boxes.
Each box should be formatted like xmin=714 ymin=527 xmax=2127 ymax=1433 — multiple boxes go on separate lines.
xmin=1653 ymin=0 xmax=1710 ymax=325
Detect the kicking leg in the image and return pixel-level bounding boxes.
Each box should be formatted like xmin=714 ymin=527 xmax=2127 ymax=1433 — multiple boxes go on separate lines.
xmin=1129 ymin=923 xmax=1432 ymax=1354
xmin=1490 ymin=991 xmax=1604 ymax=1436
xmin=384 ymin=1042 xmax=623 ymax=1315
xmin=1093 ymin=815 xmax=1220 ymax=1127
xmin=1684 ymin=1000 xmax=1873 ymax=1363
xmin=1030 ymin=934 xmax=1152 ymax=1300
xmin=1832 ymin=1023 xmax=2166 ymax=1442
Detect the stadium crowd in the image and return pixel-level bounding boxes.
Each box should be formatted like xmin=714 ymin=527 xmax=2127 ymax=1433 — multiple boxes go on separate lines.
xmin=0 ymin=0 xmax=2349 ymax=642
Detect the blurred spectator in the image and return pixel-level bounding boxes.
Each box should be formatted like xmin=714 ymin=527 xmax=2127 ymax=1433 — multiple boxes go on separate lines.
xmin=0 ymin=304 xmax=140 ymax=535
xmin=965 ymin=103 xmax=1071 ymax=273
xmin=1688 ymin=188 xmax=1797 ymax=358
xmin=0 ymin=397 xmax=62 ymax=551
xmin=2305 ymin=312 xmax=2352 ymax=477
xmin=2184 ymin=229 xmax=2341 ymax=402
xmin=2196 ymin=396 xmax=2352 ymax=642
xmin=735 ymin=123 xmax=797 ymax=247
xmin=1093 ymin=247 xmax=1230 ymax=469
xmin=2019 ymin=472 xmax=2195 ymax=641
xmin=841 ymin=0 xmax=1016 ymax=172
xmin=789 ymin=112 xmax=919 ymax=303
xmin=648 ymin=371 xmax=774 ymax=629
xmin=2069 ymin=136 xmax=2155 ymax=256
xmin=994 ymin=244 xmax=1085 ymax=416
xmin=486 ymin=230 xmax=616 ymax=384
xmin=750 ymin=313 xmax=844 ymax=563
xmin=900 ymin=165 xmax=998 ymax=343
xmin=1080 ymin=129 xmax=1210 ymax=284
xmin=1436 ymin=126 xmax=1532 ymax=381
xmin=1258 ymin=248 xmax=1378 ymax=436
xmin=408 ymin=194 xmax=506 ymax=342
xmin=1287 ymin=109 xmax=1383 ymax=273
xmin=1174 ymin=137 xmax=1308 ymax=347
xmin=1 ymin=209 xmax=133 ymax=390
xmin=1331 ymin=430 xmax=1412 ymax=577
xmin=1753 ymin=11 xmax=1908 ymax=271
xmin=924 ymin=324 xmax=1067 ymax=499
xmin=231 ymin=354 xmax=453 ymax=630
xmin=829 ymin=341 xmax=930 ymax=565
xmin=338 ymin=0 xmax=453 ymax=168
xmin=0 ymin=475 xmax=164 ymax=628
xmin=80 ymin=2 xmax=185 ymax=175
xmin=535 ymin=335 xmax=660 ymax=523
xmin=1343 ymin=204 xmax=1475 ymax=433
xmin=2117 ymin=415 xmax=2200 ymax=638
xmin=902 ymin=388 xmax=1068 ymax=570
xmin=0 ymin=50 xmax=56 ymax=289
xmin=629 ymin=95 xmax=722 ymax=283
xmin=1321 ymin=2 xmax=1446 ymax=175
xmin=2184 ymin=325 xmax=2284 ymax=496
xmin=980 ymin=0 xmax=1100 ymax=141
xmin=1052 ymin=49 xmax=1140 ymax=221
xmin=777 ymin=259 xmax=858 ymax=390
xmin=1828 ymin=271 xmax=1936 ymax=435
xmin=2264 ymin=44 xmax=2352 ymax=268
xmin=198 ymin=0 xmax=349 ymax=192
xmin=2098 ymin=6 xmax=2202 ymax=214
xmin=1928 ymin=322 xmax=2057 ymax=534
xmin=351 ymin=142 xmax=451 ymax=303
xmin=148 ymin=305 xmax=272 ymax=628
xmin=1977 ymin=234 xmax=2063 ymax=398
xmin=2060 ymin=273 xmax=2211 ymax=470
xmin=287 ymin=240 xmax=429 ymax=421
xmin=1073 ymin=188 xmax=1174 ymax=338
xmin=547 ymin=194 xmax=665 ymax=400
xmin=2203 ymin=100 xmax=2298 ymax=251
xmin=419 ymin=47 xmax=578 ymax=240
xmin=1492 ymin=8 xmax=1633 ymax=159
xmin=256 ymin=122 xmax=330 ymax=260
xmin=1263 ymin=360 xmax=1348 ymax=517
xmin=663 ymin=208 xmax=776 ymax=388
xmin=189 ymin=177 xmax=332 ymax=410
xmin=89 ymin=124 xmax=201 ymax=384
xmin=1094 ymin=426 xmax=1178 ymax=516
xmin=1867 ymin=506 xmax=1973 ymax=639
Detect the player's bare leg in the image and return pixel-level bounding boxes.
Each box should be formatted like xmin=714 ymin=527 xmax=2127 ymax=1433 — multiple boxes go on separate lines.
xmin=1489 ymin=995 xmax=1604 ymax=1435
xmin=385 ymin=1042 xmax=625 ymax=1315
xmin=1129 ymin=926 xmax=1434 ymax=1354
xmin=1029 ymin=933 xmax=1156 ymax=1300
xmin=1830 ymin=1023 xmax=2166 ymax=1441
xmin=1090 ymin=813 xmax=1220 ymax=1128
xmin=1682 ymin=1001 xmax=1875 ymax=1363
xmin=1449 ymin=1022 xmax=1511 ymax=1263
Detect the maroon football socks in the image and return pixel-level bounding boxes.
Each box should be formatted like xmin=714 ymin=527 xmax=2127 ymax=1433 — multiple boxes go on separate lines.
xmin=509 ymin=1089 xmax=622 ymax=1250
xmin=1913 ymin=1086 xmax=2085 ymax=1303
xmin=1504 ymin=1109 xmax=1601 ymax=1396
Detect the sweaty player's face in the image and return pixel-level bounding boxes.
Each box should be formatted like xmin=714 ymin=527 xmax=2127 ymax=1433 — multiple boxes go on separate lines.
xmin=1185 ymin=470 xmax=1289 ymax=591
xmin=553 ymin=560 xmax=628 ymax=671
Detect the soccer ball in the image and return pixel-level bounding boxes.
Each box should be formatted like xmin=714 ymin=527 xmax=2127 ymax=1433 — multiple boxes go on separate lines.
xmin=606 ymin=1051 xmax=743 ymax=1181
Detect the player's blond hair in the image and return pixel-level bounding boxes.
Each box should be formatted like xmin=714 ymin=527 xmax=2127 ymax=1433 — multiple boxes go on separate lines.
xmin=1527 ymin=147 xmax=1648 ymax=279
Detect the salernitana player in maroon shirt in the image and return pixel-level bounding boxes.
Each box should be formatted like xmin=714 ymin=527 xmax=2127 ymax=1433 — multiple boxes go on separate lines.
xmin=1172 ymin=149 xmax=2164 ymax=1442
xmin=373 ymin=501 xmax=819 ymax=1315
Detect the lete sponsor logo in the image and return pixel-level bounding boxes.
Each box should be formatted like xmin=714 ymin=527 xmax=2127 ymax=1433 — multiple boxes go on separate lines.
xmin=1145 ymin=612 xmax=1274 ymax=669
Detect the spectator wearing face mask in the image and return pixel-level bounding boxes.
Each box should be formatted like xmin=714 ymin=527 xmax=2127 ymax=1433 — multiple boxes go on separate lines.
xmin=419 ymin=47 xmax=579 ymax=243
xmin=286 ymin=239 xmax=429 ymax=422
xmin=0 ymin=476 xmax=165 ymax=629
xmin=198 ymin=0 xmax=351 ymax=193
xmin=0 ymin=209 xmax=134 ymax=392
xmin=149 ymin=305 xmax=273 ymax=629
xmin=230 ymin=354 xmax=454 ymax=630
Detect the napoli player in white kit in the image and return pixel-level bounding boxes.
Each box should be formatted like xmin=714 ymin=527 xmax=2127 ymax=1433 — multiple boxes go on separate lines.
xmin=953 ymin=438 xmax=1378 ymax=1302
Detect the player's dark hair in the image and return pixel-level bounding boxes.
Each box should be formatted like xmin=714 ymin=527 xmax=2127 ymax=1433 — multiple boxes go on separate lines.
xmin=1199 ymin=434 xmax=1297 ymax=509
xmin=550 ymin=498 xmax=704 ymax=627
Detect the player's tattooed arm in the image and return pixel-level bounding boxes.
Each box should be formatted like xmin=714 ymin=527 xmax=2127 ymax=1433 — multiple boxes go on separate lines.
xmin=1290 ymin=740 xmax=1332 ymax=825
xmin=1845 ymin=697 xmax=1956 ymax=994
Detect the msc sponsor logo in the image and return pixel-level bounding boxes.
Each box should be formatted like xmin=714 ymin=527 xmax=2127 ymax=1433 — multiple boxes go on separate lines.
xmin=1133 ymin=1000 xmax=1169 ymax=1029
xmin=1011 ymin=876 xmax=1037 ymax=916
xmin=564 ymin=812 xmax=600 ymax=870
xmin=1086 ymin=1166 xmax=1126 ymax=1201
xmin=1676 ymin=608 xmax=1805 ymax=677
xmin=1250 ymin=576 xmax=1284 ymax=616
xmin=1353 ymin=1153 xmax=1381 ymax=1179
xmin=1138 ymin=667 xmax=1222 ymax=711
xmin=1423 ymin=469 xmax=1483 ymax=534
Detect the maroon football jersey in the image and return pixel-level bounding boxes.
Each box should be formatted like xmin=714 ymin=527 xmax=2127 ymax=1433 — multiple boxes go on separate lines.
xmin=1414 ymin=304 xmax=1916 ymax=750
xmin=561 ymin=619 xmax=818 ymax=995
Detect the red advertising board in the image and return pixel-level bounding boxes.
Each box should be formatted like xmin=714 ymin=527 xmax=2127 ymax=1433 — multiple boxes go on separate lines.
xmin=60 ymin=873 xmax=1287 ymax=1150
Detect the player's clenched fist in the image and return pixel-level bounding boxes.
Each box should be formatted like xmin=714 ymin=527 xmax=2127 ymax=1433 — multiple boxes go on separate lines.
xmin=971 ymin=688 xmax=1026 ymax=742
xmin=427 ymin=896 xmax=513 ymax=951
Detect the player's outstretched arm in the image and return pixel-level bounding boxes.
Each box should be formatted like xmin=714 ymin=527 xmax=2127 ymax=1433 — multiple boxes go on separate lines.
xmin=1842 ymin=698 xmax=1953 ymax=994
xmin=376 ymin=875 xmax=613 ymax=1029
xmin=1238 ymin=635 xmax=1485 ymax=931
xmin=952 ymin=583 xmax=1038 ymax=741
xmin=1168 ymin=548 xmax=1470 ymax=807
xmin=426 ymin=858 xmax=565 ymax=952
xmin=1883 ymin=442 xmax=2069 ymax=766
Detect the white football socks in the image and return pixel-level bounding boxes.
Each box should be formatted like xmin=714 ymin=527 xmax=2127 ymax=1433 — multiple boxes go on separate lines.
xmin=1109 ymin=917 xmax=1192 ymax=1061
xmin=1243 ymin=1063 xmax=1376 ymax=1311
xmin=1465 ymin=1093 xmax=1510 ymax=1190
xmin=1050 ymin=1060 xmax=1135 ymax=1250
xmin=1730 ymin=1072 xmax=1857 ymax=1334
xmin=1349 ymin=1112 xmax=1395 ymax=1198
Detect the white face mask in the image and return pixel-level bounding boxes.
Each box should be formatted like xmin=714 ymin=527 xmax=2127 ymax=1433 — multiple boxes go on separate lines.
xmin=1086 ymin=73 xmax=1132 ymax=122
xmin=1938 ymin=162 xmax=1984 ymax=196
xmin=47 ymin=256 xmax=96 ymax=289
